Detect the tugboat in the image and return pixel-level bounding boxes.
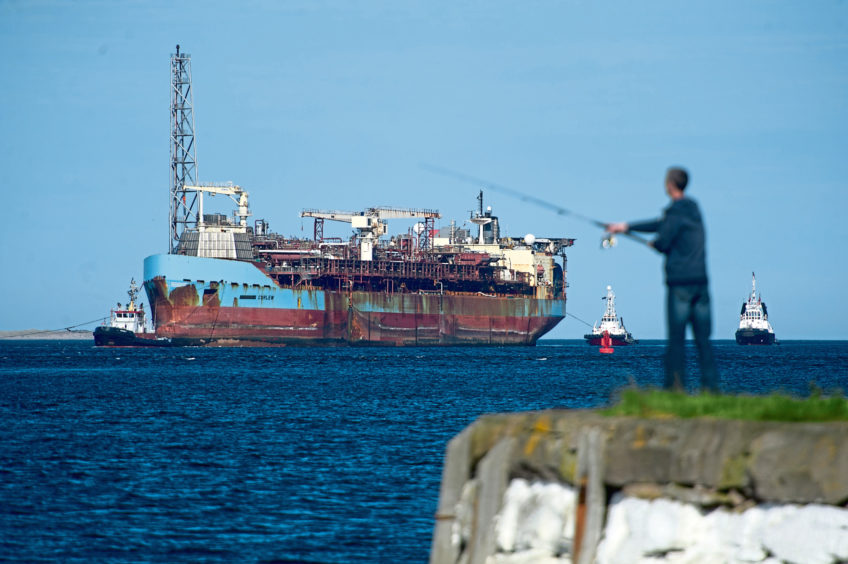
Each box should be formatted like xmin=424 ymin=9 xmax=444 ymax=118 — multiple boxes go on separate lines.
xmin=94 ymin=279 xmax=169 ymax=347
xmin=735 ymin=272 xmax=776 ymax=345
xmin=584 ymin=285 xmax=636 ymax=346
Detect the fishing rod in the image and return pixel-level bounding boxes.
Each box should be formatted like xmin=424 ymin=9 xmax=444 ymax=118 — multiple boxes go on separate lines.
xmin=421 ymin=163 xmax=651 ymax=248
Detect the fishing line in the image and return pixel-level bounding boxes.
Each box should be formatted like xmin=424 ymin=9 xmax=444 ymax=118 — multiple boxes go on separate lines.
xmin=421 ymin=163 xmax=651 ymax=247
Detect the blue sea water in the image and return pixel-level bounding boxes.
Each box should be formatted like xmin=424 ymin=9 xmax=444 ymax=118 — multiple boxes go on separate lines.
xmin=1 ymin=339 xmax=846 ymax=563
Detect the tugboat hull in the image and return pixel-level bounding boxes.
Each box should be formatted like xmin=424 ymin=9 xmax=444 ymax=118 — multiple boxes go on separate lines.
xmin=735 ymin=329 xmax=775 ymax=345
xmin=584 ymin=333 xmax=635 ymax=346
xmin=735 ymin=273 xmax=776 ymax=345
xmin=93 ymin=326 xmax=170 ymax=347
xmin=585 ymin=285 xmax=637 ymax=346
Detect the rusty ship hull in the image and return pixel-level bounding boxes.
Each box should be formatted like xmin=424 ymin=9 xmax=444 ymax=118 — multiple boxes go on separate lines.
xmin=144 ymin=254 xmax=565 ymax=346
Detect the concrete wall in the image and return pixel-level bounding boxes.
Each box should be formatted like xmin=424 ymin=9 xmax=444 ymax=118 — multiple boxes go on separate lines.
xmin=430 ymin=410 xmax=848 ymax=564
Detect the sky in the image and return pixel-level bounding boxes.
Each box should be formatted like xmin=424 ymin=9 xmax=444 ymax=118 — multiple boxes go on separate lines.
xmin=0 ymin=0 xmax=846 ymax=339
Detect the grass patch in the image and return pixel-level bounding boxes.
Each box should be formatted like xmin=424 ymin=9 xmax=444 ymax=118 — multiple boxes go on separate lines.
xmin=602 ymin=388 xmax=848 ymax=422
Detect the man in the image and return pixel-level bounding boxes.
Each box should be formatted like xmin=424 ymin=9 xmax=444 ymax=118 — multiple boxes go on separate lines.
xmin=606 ymin=167 xmax=719 ymax=392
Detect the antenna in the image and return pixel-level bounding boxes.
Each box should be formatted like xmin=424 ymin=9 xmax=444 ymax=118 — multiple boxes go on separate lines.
xmin=169 ymin=44 xmax=198 ymax=253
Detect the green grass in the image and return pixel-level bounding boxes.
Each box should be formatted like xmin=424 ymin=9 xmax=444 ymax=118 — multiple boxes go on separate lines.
xmin=602 ymin=388 xmax=848 ymax=422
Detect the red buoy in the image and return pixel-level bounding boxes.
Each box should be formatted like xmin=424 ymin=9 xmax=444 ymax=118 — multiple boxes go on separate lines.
xmin=599 ymin=330 xmax=614 ymax=354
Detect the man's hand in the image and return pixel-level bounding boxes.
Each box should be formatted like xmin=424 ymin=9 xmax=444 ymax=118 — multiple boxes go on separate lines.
xmin=605 ymin=222 xmax=629 ymax=234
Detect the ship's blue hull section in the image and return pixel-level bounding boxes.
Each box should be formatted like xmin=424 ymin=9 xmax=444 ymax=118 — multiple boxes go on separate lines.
xmin=144 ymin=254 xmax=325 ymax=311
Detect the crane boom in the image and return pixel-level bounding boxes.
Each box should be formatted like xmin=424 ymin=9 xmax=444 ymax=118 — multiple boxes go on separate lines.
xmin=301 ymin=207 xmax=440 ymax=221
xmin=183 ymin=183 xmax=250 ymax=229
xmin=370 ymin=207 xmax=440 ymax=219
xmin=301 ymin=210 xmax=357 ymax=222
xmin=301 ymin=207 xmax=441 ymax=261
xmin=183 ymin=183 xmax=246 ymax=198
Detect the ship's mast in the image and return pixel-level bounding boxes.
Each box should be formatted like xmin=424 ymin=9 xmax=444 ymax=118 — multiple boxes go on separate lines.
xmin=470 ymin=190 xmax=492 ymax=244
xmin=169 ymin=44 xmax=198 ymax=253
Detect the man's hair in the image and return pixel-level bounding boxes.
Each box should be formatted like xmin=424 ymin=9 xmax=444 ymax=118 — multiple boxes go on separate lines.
xmin=666 ymin=167 xmax=689 ymax=191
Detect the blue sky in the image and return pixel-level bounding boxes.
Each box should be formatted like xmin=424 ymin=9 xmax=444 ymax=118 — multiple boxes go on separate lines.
xmin=1 ymin=0 xmax=846 ymax=339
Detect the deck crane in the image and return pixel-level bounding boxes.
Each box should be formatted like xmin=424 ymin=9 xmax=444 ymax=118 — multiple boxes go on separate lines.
xmin=183 ymin=183 xmax=251 ymax=232
xmin=301 ymin=207 xmax=441 ymax=260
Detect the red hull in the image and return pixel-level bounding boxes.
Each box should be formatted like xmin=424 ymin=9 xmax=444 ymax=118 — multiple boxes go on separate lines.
xmin=153 ymin=308 xmax=560 ymax=346
xmin=147 ymin=282 xmax=563 ymax=346
xmin=585 ymin=336 xmax=632 ymax=347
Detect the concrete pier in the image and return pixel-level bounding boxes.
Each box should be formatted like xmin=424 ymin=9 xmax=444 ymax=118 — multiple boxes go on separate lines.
xmin=430 ymin=410 xmax=848 ymax=563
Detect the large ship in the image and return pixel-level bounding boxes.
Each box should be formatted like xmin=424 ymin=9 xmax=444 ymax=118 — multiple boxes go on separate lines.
xmin=135 ymin=47 xmax=574 ymax=347
xmin=735 ymin=272 xmax=776 ymax=345
xmin=583 ymin=285 xmax=636 ymax=346
xmin=143 ymin=189 xmax=573 ymax=346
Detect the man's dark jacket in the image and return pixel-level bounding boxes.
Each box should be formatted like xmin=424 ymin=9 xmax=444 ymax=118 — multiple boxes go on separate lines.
xmin=628 ymin=197 xmax=708 ymax=286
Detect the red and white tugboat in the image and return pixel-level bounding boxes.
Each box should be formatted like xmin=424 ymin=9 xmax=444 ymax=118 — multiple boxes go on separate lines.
xmin=735 ymin=272 xmax=776 ymax=345
xmin=584 ymin=285 xmax=636 ymax=346
xmin=94 ymin=280 xmax=168 ymax=347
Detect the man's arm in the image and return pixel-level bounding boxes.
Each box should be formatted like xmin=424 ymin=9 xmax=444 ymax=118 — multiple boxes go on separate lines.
xmin=627 ymin=219 xmax=662 ymax=233
xmin=606 ymin=218 xmax=661 ymax=234
xmin=651 ymin=211 xmax=681 ymax=253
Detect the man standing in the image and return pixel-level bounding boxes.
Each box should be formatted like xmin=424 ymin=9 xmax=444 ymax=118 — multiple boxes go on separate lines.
xmin=606 ymin=167 xmax=719 ymax=392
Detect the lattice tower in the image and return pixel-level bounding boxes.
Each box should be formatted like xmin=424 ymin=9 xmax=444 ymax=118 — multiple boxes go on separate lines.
xmin=169 ymin=44 xmax=198 ymax=252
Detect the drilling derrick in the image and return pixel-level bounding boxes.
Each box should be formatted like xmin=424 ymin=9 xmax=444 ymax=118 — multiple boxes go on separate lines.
xmin=169 ymin=44 xmax=198 ymax=253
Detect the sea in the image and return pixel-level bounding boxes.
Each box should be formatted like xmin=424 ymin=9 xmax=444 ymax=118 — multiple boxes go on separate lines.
xmin=1 ymin=339 xmax=846 ymax=563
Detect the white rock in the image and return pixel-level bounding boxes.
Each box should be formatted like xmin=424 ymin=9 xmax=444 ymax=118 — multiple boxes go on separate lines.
xmin=732 ymin=545 xmax=768 ymax=562
xmin=496 ymin=478 xmax=531 ymax=552
xmin=760 ymin=504 xmax=848 ymax=564
xmin=697 ymin=504 xmax=764 ymax=562
xmin=494 ymin=483 xmax=848 ymax=564
xmin=453 ymin=479 xmax=478 ymax=551
xmin=597 ymin=495 xmax=707 ymax=564
xmin=598 ymin=495 xmax=848 ymax=564
xmin=487 ymin=547 xmax=571 ymax=564
xmin=494 ymin=479 xmax=576 ymax=558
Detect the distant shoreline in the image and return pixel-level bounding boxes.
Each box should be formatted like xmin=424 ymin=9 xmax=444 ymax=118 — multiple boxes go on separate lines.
xmin=0 ymin=330 xmax=93 ymax=341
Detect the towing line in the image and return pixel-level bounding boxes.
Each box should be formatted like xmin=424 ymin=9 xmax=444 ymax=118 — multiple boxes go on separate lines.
xmin=1 ymin=317 xmax=108 ymax=339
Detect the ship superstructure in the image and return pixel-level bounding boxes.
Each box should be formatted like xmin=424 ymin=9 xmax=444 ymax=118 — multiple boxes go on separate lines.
xmin=138 ymin=45 xmax=573 ymax=346
xmin=735 ymin=272 xmax=775 ymax=345
xmin=584 ymin=285 xmax=635 ymax=346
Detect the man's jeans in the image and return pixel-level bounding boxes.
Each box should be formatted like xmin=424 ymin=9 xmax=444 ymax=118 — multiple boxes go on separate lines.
xmin=665 ymin=283 xmax=719 ymax=392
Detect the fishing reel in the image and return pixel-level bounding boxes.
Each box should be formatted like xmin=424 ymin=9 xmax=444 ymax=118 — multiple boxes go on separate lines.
xmin=601 ymin=233 xmax=618 ymax=249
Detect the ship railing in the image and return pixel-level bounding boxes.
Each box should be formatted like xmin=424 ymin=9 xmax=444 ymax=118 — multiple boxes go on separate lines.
xmin=264 ymin=258 xmax=545 ymax=287
xmin=310 ymin=258 xmax=496 ymax=283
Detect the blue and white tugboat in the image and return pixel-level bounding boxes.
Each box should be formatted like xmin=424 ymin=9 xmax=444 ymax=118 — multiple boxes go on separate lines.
xmin=735 ymin=272 xmax=776 ymax=345
xmin=584 ymin=285 xmax=636 ymax=346
xmin=94 ymin=279 xmax=167 ymax=347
